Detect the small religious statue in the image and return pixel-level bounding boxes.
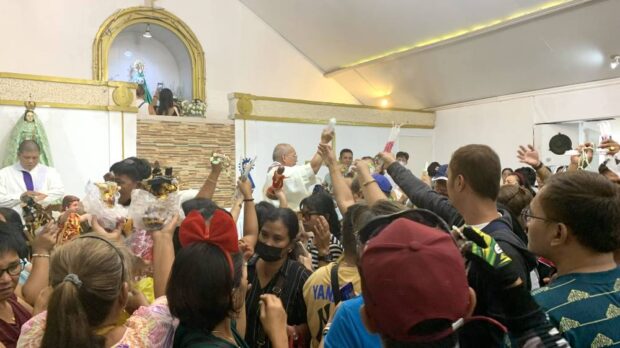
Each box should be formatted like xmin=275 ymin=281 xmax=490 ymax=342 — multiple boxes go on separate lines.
xmin=20 ymin=193 xmax=53 ymax=241
xmin=57 ymin=195 xmax=91 ymax=245
xmin=130 ymin=60 xmax=153 ymax=104
xmin=266 ymin=166 xmax=286 ymax=200
xmin=2 ymin=101 xmax=53 ymax=167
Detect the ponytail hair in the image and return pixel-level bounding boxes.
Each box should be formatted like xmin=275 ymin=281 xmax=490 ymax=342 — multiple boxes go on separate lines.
xmin=41 ymin=235 xmax=130 ymax=348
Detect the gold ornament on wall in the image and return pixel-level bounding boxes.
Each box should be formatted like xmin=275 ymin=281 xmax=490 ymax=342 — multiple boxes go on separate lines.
xmin=237 ymin=95 xmax=253 ymax=116
xmin=93 ymin=7 xmax=206 ymax=101
xmin=112 ymin=86 xmax=134 ymax=107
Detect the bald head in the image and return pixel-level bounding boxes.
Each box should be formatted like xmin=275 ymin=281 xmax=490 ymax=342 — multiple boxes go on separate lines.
xmin=18 ymin=140 xmax=40 ymax=154
xmin=273 ymin=143 xmax=297 ymax=167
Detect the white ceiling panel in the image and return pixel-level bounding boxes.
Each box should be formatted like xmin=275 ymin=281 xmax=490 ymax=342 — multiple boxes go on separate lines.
xmin=241 ymin=0 xmax=569 ymax=71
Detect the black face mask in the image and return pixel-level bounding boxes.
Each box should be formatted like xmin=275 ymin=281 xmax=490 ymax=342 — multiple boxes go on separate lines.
xmin=256 ymin=241 xmax=285 ymax=262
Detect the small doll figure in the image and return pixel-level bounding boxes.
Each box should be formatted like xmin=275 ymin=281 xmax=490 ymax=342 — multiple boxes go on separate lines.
xmin=266 ymin=166 xmax=286 ymax=200
xmin=57 ymin=196 xmax=90 ymax=245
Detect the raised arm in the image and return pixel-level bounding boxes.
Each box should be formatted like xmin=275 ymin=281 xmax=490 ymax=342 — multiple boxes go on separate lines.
xmin=22 ymin=221 xmax=58 ymax=306
xmin=355 ymin=159 xmax=386 ymax=206
xmin=310 ymin=129 xmax=334 ymax=174
xmin=317 ymin=143 xmax=354 ymax=214
xmin=151 ymin=214 xmax=179 ymax=298
xmin=516 ymin=145 xmax=552 ymax=184
xmin=195 ymin=158 xmax=222 ymax=199
xmin=238 ymin=178 xmax=258 ymax=238
xmin=378 ymin=152 xmax=464 ymax=227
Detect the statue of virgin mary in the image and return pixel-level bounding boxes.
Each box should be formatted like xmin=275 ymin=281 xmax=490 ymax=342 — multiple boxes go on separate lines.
xmin=2 ymin=101 xmax=53 ymax=167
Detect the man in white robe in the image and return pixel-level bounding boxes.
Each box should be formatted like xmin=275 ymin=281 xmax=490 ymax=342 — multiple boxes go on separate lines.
xmin=0 ymin=140 xmax=64 ymax=216
xmin=263 ymin=130 xmax=333 ymax=210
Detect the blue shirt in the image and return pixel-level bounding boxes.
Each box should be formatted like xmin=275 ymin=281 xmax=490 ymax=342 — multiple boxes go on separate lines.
xmin=324 ymin=295 xmax=381 ymax=348
xmin=532 ymin=267 xmax=620 ymax=347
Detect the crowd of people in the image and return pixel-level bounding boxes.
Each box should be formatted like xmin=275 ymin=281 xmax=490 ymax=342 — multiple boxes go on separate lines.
xmin=0 ymin=125 xmax=619 ymax=348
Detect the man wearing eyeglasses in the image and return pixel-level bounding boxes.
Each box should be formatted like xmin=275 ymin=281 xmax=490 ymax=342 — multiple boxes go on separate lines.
xmin=528 ymin=171 xmax=620 ymax=347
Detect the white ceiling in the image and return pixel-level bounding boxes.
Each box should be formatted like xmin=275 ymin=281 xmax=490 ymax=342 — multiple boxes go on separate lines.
xmin=240 ymin=0 xmax=620 ymax=108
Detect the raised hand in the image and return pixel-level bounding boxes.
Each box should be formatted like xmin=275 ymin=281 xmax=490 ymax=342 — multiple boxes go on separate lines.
xmin=237 ymin=178 xmax=253 ymax=200
xmin=321 ymin=128 xmax=334 ymax=144
xmin=259 ymin=294 xmax=288 ymax=345
xmin=318 ymin=143 xmax=338 ymax=168
xmin=452 ymin=225 xmax=521 ymax=289
xmin=31 ymin=221 xmax=58 ymax=254
xmin=151 ymin=214 xmax=179 ymax=240
xmin=312 ymin=215 xmax=331 ymax=257
xmin=376 ymin=151 xmax=397 ymax=168
xmin=600 ymin=139 xmax=620 ymax=156
xmin=517 ymin=145 xmax=541 ymax=168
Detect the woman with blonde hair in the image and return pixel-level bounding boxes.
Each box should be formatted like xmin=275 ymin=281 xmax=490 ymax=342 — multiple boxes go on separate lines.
xmin=17 ymin=217 xmax=178 ymax=348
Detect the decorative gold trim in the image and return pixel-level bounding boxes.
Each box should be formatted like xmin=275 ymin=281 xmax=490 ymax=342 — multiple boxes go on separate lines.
xmin=0 ymin=72 xmax=106 ymax=86
xmin=0 ymin=72 xmax=137 ymax=90
xmin=0 ymin=99 xmax=137 ymax=113
xmin=93 ymin=7 xmax=206 ymax=100
xmin=325 ymin=0 xmax=583 ymax=76
xmin=232 ymin=93 xmax=432 ymax=113
xmin=234 ymin=114 xmax=434 ymax=129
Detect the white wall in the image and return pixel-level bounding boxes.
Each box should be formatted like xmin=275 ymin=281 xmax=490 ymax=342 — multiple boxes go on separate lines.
xmin=0 ymin=106 xmax=137 ymax=197
xmin=433 ymin=78 xmax=620 ymax=170
xmin=109 ymin=30 xmax=189 ymax=99
xmin=0 ymin=0 xmax=358 ymax=122
xmin=236 ymin=119 xmax=433 ymax=202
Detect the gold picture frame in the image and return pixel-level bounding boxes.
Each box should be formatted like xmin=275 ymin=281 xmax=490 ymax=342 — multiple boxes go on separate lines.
xmin=92 ymin=6 xmax=206 ymax=101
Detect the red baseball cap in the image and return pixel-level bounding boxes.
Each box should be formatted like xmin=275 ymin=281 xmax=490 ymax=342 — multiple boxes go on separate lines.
xmin=179 ymin=210 xmax=239 ymax=253
xmin=360 ymin=217 xmax=470 ymax=342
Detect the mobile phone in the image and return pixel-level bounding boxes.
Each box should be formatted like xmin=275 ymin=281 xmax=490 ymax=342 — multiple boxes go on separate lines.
xmin=157 ymin=82 xmax=164 ymax=91
xmin=339 ymin=282 xmax=355 ymax=301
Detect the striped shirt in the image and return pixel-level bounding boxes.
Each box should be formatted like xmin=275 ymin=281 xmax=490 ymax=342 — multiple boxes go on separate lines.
xmin=245 ymin=257 xmax=311 ymax=348
xmin=307 ymin=235 xmax=343 ymax=271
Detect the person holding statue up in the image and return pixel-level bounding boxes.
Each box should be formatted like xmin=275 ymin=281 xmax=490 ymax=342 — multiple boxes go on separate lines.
xmin=0 ymin=140 xmax=64 ymax=216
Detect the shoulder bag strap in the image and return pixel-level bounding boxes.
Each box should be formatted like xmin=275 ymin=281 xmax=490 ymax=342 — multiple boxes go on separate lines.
xmin=330 ymin=262 xmax=341 ymax=305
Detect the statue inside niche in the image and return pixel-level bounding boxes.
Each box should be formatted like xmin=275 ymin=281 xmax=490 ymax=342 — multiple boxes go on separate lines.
xmin=130 ymin=60 xmax=153 ymax=104
xmin=2 ymin=101 xmax=53 ymax=167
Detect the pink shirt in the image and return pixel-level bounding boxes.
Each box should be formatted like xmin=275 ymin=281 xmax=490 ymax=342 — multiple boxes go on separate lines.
xmin=17 ymin=296 xmax=174 ymax=348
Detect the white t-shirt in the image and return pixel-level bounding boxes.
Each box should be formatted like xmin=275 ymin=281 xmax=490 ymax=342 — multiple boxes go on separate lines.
xmin=134 ymin=98 xmax=150 ymax=116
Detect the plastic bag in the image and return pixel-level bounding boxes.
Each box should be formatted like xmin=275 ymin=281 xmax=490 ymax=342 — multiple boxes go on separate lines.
xmin=128 ymin=189 xmax=179 ymax=232
xmin=81 ymin=181 xmax=125 ymax=231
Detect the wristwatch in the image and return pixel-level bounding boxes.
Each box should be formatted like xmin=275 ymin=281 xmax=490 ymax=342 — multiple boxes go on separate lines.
xmin=317 ymin=253 xmax=332 ymax=262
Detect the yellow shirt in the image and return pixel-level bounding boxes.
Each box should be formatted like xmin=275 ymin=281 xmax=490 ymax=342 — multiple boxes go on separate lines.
xmin=302 ymin=262 xmax=361 ymax=348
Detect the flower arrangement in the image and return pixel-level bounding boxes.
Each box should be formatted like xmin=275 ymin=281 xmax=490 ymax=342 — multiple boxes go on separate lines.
xmin=180 ymin=99 xmax=207 ymax=117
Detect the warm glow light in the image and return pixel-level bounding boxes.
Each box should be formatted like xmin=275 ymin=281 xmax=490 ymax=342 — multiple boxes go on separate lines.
xmin=380 ymin=98 xmax=390 ymax=108
xmin=337 ymin=0 xmax=572 ymax=70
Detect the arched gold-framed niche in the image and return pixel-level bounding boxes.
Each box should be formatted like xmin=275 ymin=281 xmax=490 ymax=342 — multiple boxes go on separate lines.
xmin=93 ymin=6 xmax=206 ymax=101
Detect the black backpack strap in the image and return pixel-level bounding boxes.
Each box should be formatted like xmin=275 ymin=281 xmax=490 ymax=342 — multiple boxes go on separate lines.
xmin=330 ymin=262 xmax=341 ymax=305
xmin=257 ymin=261 xmax=288 ymax=347
xmin=138 ymin=101 xmax=147 ymax=108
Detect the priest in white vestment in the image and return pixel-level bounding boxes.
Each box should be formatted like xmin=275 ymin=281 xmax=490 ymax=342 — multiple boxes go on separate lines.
xmin=263 ymin=130 xmax=333 ymax=210
xmin=0 ymin=140 xmax=64 ymax=216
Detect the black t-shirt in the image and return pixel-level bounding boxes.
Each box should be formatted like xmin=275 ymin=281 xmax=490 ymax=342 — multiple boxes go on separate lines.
xmin=245 ymin=257 xmax=311 ymax=348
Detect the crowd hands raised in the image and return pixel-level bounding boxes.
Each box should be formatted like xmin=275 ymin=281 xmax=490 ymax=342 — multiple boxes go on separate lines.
xmin=0 ymin=125 xmax=619 ymax=348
